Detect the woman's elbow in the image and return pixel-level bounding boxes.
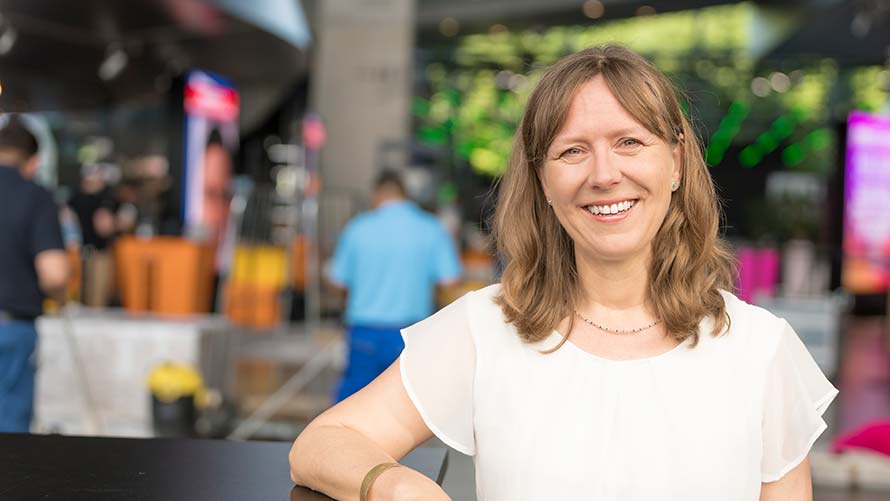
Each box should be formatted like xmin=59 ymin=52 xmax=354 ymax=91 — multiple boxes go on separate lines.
xmin=289 ymin=429 xmax=313 ymax=485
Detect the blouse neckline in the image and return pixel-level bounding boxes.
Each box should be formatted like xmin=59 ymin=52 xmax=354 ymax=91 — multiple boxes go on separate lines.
xmin=547 ymin=330 xmax=694 ymax=365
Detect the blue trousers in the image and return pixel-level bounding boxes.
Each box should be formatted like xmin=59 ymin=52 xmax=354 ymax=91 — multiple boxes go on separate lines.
xmin=0 ymin=320 xmax=37 ymax=433
xmin=334 ymin=325 xmax=406 ymax=403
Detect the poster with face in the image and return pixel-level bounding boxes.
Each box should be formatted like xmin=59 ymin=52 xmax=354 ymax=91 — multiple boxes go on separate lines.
xmin=182 ymin=70 xmax=239 ymax=269
xmin=842 ymin=111 xmax=890 ymax=293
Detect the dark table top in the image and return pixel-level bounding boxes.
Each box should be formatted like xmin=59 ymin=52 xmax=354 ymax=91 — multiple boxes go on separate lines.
xmin=0 ymin=433 xmax=448 ymax=501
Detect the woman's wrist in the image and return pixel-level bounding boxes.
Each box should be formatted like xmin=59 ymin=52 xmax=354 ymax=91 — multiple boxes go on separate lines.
xmin=362 ymin=462 xmax=400 ymax=500
xmin=368 ymin=465 xmax=449 ymax=501
xmin=367 ymin=465 xmax=411 ymax=500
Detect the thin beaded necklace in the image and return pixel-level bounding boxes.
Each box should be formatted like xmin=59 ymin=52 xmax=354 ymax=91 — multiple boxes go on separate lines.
xmin=575 ymin=311 xmax=662 ymax=335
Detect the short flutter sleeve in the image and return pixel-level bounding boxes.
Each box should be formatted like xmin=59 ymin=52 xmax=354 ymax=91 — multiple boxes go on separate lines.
xmin=761 ymin=320 xmax=838 ymax=482
xmin=399 ymin=291 xmax=476 ymax=456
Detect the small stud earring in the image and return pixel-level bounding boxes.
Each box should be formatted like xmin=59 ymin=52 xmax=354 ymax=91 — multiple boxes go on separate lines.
xmin=546 ymin=198 xmax=552 ymax=206
xmin=671 ymin=181 xmax=679 ymax=192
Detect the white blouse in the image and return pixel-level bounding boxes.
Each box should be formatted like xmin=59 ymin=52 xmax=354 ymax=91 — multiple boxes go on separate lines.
xmin=399 ymin=284 xmax=837 ymax=501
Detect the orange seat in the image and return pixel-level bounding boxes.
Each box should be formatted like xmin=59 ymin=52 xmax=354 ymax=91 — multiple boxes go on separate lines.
xmin=115 ymin=236 xmax=215 ymax=316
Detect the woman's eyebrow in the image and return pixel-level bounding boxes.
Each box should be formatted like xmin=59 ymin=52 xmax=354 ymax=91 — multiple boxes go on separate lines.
xmin=550 ymin=134 xmax=588 ymax=147
xmin=606 ymin=125 xmax=650 ymax=138
xmin=550 ymin=126 xmax=650 ymax=148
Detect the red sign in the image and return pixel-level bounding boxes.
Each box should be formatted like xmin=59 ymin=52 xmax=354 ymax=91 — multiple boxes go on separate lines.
xmin=184 ymin=78 xmax=240 ymax=122
xmin=302 ymin=113 xmax=326 ymax=150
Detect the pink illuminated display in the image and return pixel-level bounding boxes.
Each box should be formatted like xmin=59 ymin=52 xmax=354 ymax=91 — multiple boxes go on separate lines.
xmin=842 ymin=111 xmax=890 ymax=293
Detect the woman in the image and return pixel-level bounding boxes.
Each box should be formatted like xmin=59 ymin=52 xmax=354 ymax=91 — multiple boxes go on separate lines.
xmin=289 ymin=45 xmax=837 ymax=501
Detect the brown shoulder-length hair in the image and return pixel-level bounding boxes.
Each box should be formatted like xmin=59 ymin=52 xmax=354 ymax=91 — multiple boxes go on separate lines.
xmin=492 ymin=44 xmax=736 ymax=349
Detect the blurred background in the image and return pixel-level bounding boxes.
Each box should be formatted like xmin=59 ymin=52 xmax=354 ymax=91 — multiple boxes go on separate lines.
xmin=2 ymin=1 xmax=890 ymax=499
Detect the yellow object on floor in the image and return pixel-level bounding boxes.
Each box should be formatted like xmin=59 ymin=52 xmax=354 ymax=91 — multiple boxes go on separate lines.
xmin=148 ymin=362 xmax=207 ymax=407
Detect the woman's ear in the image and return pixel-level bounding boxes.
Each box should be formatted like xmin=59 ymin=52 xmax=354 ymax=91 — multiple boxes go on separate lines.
xmin=671 ymin=139 xmax=683 ymax=187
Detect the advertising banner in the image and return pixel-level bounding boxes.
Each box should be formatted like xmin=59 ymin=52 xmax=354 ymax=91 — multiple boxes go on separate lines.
xmin=842 ymin=111 xmax=890 ymax=293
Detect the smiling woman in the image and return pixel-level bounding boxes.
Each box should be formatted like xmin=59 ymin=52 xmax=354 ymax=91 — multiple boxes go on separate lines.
xmin=543 ymin=77 xmax=680 ymax=272
xmin=289 ymin=45 xmax=837 ymax=501
xmin=494 ymin=45 xmax=735 ymax=350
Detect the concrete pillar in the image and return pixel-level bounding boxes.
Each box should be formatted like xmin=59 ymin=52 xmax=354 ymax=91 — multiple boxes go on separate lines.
xmin=311 ymin=0 xmax=415 ymax=215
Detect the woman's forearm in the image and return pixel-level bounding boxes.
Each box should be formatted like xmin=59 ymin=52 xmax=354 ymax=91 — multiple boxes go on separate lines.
xmin=289 ymin=424 xmax=449 ymax=500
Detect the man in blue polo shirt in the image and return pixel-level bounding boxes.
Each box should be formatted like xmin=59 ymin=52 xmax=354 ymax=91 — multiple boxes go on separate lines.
xmin=329 ymin=170 xmax=461 ymax=402
xmin=0 ymin=116 xmax=70 ymax=432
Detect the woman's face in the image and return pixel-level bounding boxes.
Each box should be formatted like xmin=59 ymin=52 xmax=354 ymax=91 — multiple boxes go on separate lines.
xmin=539 ymin=76 xmax=681 ymax=265
xmin=202 ymin=143 xmax=232 ymax=245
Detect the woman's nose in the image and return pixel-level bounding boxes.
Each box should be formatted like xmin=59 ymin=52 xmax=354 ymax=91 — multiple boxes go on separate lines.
xmin=585 ymin=150 xmax=622 ymax=189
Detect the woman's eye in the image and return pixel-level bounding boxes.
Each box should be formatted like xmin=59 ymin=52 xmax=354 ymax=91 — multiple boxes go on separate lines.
xmin=561 ymin=147 xmax=583 ymax=157
xmin=620 ymin=138 xmax=642 ymax=148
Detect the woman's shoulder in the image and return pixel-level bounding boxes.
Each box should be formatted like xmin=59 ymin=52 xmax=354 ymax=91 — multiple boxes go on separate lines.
xmin=469 ymin=282 xmax=502 ymax=301
xmin=457 ymin=283 xmax=528 ymax=347
xmin=454 ymin=283 xmax=501 ymax=312
xmin=461 ymin=283 xmax=509 ymax=324
xmin=719 ymin=290 xmax=786 ymax=329
xmin=711 ymin=290 xmax=789 ymax=359
xmin=414 ymin=283 xmax=506 ymax=336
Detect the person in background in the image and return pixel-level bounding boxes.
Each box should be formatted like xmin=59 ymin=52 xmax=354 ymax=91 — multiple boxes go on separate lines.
xmin=68 ymin=163 xmax=117 ymax=307
xmin=112 ymin=179 xmax=141 ymax=236
xmin=328 ymin=170 xmax=461 ymax=402
xmin=0 ymin=115 xmax=69 ymax=432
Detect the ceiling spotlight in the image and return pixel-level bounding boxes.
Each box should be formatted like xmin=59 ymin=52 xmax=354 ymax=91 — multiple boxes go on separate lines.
xmin=98 ymin=43 xmax=128 ymax=81
xmin=850 ymin=12 xmax=871 ymax=38
xmin=0 ymin=25 xmax=17 ymax=56
xmin=583 ymin=0 xmax=605 ymax=20
xmin=439 ymin=17 xmax=459 ymax=37
xmin=751 ymin=77 xmax=771 ymax=97
xmin=769 ymin=72 xmax=791 ymax=93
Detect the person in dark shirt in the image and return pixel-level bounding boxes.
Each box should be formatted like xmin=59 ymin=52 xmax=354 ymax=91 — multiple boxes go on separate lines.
xmin=68 ymin=163 xmax=116 ymax=251
xmin=0 ymin=115 xmax=69 ymax=432
xmin=68 ymin=163 xmax=117 ymax=306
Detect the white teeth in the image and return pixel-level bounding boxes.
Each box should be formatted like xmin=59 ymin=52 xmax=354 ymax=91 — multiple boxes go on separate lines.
xmin=586 ymin=200 xmax=635 ymax=216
